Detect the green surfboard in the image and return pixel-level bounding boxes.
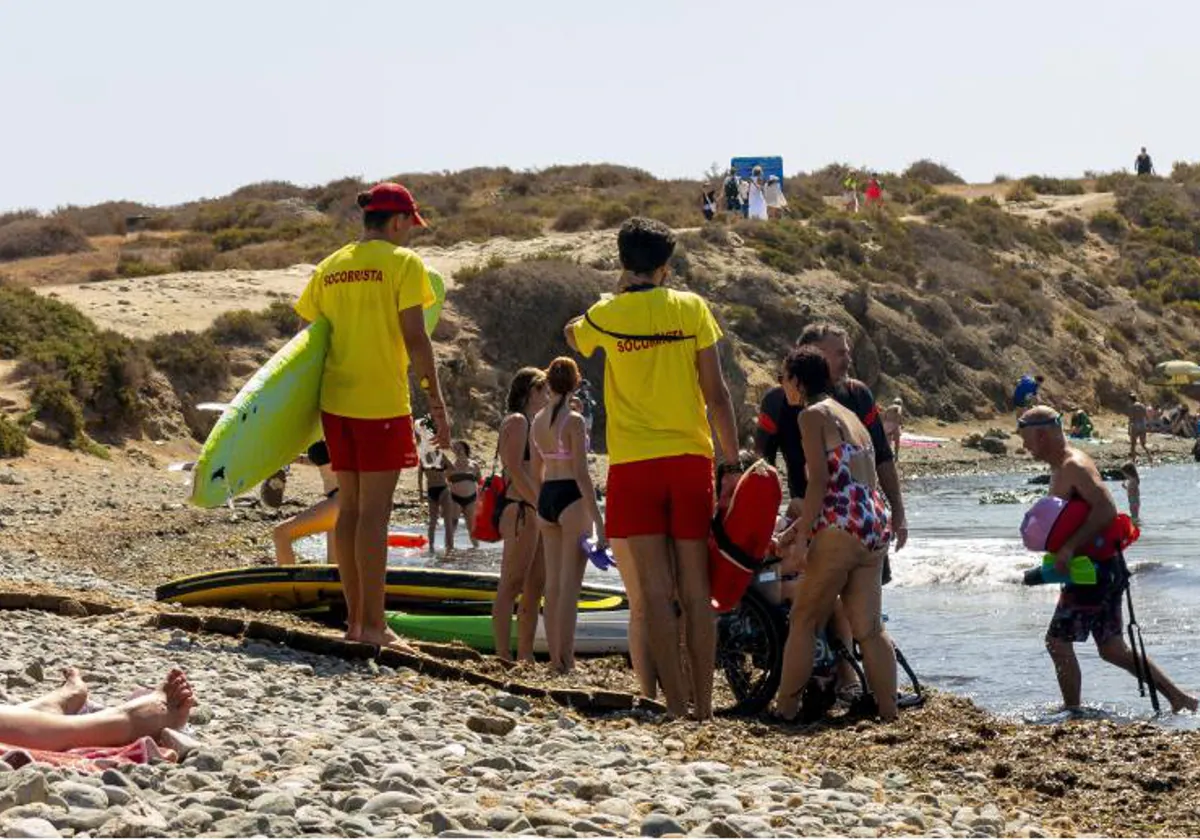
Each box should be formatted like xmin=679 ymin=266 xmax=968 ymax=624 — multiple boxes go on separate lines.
xmin=190 ymin=267 xmax=446 ymax=508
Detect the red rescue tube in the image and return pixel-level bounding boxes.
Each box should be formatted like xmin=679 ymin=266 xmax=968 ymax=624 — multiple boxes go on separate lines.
xmin=709 ymin=460 xmax=783 ymax=613
xmin=387 ymin=533 xmax=429 ymax=549
xmin=472 ymin=475 xmax=506 ymax=543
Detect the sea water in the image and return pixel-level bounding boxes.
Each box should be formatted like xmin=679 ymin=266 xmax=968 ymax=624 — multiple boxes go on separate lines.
xmin=295 ymin=463 xmax=1200 ymax=727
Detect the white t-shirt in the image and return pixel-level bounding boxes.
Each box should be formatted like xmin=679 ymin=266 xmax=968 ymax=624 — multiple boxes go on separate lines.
xmin=747 ymin=180 xmax=768 ymax=220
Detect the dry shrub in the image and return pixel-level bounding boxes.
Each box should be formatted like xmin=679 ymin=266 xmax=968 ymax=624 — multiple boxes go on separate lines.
xmin=903 ymin=160 xmax=965 ymax=185
xmin=1005 ymin=182 xmax=1037 ymax=203
xmin=0 ymin=218 xmax=93 ymax=262
xmin=0 ymin=414 xmax=27 ymax=457
xmin=174 ymin=242 xmax=217 ymax=272
xmin=553 ymin=206 xmax=593 ymax=232
xmin=450 ymin=260 xmax=612 ymax=372
xmin=1088 ymin=209 xmax=1127 ymax=243
xmin=147 ymin=331 xmax=230 ymax=394
xmin=1050 ymin=216 xmax=1087 ymax=244
xmin=1022 ymin=176 xmax=1086 ymax=196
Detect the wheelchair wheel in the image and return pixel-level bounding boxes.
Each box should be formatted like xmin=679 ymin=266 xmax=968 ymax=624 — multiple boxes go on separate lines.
xmin=716 ymin=587 xmax=788 ymax=715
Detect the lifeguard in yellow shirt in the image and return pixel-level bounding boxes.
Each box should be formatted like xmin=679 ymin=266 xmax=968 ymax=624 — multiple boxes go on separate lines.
xmin=295 ymin=182 xmax=450 ymax=648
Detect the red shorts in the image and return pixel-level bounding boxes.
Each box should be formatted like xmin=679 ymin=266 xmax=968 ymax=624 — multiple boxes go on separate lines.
xmin=606 ymin=454 xmax=714 ymax=540
xmin=320 ymin=412 xmax=418 ymax=473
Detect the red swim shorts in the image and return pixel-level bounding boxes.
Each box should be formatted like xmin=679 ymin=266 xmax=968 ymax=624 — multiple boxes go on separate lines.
xmin=320 ymin=412 xmax=418 ymax=473
xmin=606 ymin=454 xmax=714 ymax=540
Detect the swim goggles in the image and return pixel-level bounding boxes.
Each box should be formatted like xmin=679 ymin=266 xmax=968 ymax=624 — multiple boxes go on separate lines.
xmin=1016 ymin=413 xmax=1062 ymax=430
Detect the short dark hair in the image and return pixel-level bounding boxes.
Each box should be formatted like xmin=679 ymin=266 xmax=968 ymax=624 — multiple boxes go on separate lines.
xmin=453 ymin=439 xmax=471 ymax=457
xmin=784 ymin=347 xmax=833 ymax=397
xmin=796 ymin=322 xmax=849 ymax=348
xmin=617 ymin=217 xmax=675 ymax=275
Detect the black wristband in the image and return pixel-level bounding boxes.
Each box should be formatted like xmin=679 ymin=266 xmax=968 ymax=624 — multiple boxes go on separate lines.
xmin=717 ymin=462 xmax=743 ymax=483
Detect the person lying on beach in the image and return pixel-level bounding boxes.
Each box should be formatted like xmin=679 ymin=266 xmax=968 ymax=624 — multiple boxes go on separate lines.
xmin=1018 ymin=406 xmax=1196 ymax=714
xmin=273 ymin=441 xmax=339 ymax=566
xmin=0 ymin=667 xmax=194 ymax=752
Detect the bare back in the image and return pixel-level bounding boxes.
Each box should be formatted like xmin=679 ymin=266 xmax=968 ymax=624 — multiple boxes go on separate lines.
xmin=812 ymin=398 xmax=880 ymax=490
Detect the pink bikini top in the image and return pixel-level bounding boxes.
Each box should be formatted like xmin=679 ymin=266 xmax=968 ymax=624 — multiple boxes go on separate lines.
xmin=535 ymin=410 xmax=573 ymax=461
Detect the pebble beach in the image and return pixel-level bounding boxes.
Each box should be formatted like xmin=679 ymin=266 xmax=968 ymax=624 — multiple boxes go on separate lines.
xmin=2 ymin=434 xmax=1200 ymax=838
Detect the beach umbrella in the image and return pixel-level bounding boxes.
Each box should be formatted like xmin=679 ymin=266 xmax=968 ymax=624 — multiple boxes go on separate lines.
xmin=1150 ymin=360 xmax=1200 ymax=386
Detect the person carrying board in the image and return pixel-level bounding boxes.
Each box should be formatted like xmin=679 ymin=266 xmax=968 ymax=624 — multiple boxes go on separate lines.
xmin=295 ymin=182 xmax=451 ymax=648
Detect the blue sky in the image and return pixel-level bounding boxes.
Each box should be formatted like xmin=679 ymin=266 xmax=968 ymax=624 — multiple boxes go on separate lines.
xmin=2 ymin=0 xmax=1197 ymax=212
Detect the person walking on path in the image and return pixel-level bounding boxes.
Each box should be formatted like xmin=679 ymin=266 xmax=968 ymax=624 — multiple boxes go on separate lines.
xmin=1135 ymin=147 xmax=1155 ymax=177
xmin=295 ymin=182 xmax=449 ymax=648
xmin=723 ymin=168 xmax=743 ymax=218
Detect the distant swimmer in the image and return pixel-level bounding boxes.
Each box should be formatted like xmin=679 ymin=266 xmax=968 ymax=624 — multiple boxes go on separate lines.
xmin=882 ymin=397 xmax=903 ymax=459
xmin=1018 ymin=406 xmax=1196 ymax=714
xmin=272 ymin=441 xmax=339 ymax=567
xmin=417 ymin=448 xmax=451 ymax=557
xmin=1121 ymin=461 xmax=1140 ymax=524
xmin=1135 ymin=147 xmax=1155 ymax=177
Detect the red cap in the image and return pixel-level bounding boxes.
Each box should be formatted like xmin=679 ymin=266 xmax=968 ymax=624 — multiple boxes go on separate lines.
xmin=361 ymin=182 xmax=426 ymax=227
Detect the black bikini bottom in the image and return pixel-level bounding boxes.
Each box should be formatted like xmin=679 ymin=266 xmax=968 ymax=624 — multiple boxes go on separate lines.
xmin=451 ymin=491 xmax=477 ymax=507
xmin=427 ymin=486 xmax=446 ymax=504
xmin=537 ymin=479 xmax=583 ymax=524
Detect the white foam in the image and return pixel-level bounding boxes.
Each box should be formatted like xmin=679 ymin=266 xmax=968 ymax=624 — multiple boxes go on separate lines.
xmin=889 ymin=536 xmax=1033 ymax=589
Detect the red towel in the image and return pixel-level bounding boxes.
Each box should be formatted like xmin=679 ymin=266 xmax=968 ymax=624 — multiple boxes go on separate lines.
xmin=0 ymin=737 xmax=177 ymax=771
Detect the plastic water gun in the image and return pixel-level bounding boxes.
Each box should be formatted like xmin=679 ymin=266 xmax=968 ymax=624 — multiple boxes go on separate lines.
xmin=1022 ymin=555 xmax=1098 ymax=586
xmin=580 ymin=537 xmax=616 ymax=571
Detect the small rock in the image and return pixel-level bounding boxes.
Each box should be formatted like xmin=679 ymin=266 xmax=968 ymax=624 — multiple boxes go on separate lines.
xmin=820 ymin=769 xmax=849 ymax=790
xmin=424 ymin=808 xmax=462 ymax=834
xmin=595 ymin=798 xmax=634 ymax=819
xmin=365 ymin=698 xmax=390 ymax=715
xmin=484 ymin=807 xmax=521 ymax=831
xmin=472 ymin=755 xmax=514 ymax=772
xmin=847 ymin=776 xmax=882 ymax=796
xmin=505 ymin=815 xmax=534 ymax=833
xmin=360 ymin=791 xmax=425 ymax=816
xmin=705 ymin=819 xmax=742 ymax=838
xmin=22 ymin=663 xmax=44 ymax=683
xmin=640 ymin=812 xmax=685 ymax=837
xmin=55 ymin=782 xmax=107 ymax=810
xmin=528 ymin=809 xmax=574 ymax=828
xmin=492 ymin=694 xmax=533 ymax=713
xmin=3 ymin=817 xmax=59 ymax=838
xmin=466 ymin=714 xmax=516 ymax=737
xmin=575 ymin=781 xmax=612 ymax=801
xmin=250 ymin=791 xmax=296 ymax=816
xmin=168 ymin=807 xmax=215 ymax=832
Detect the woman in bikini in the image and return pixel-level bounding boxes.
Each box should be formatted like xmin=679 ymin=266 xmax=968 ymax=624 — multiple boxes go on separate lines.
xmin=273 ymin=441 xmax=339 ymax=566
xmin=447 ymin=440 xmax=480 ymax=550
xmin=491 ymin=367 xmax=550 ymax=662
xmin=773 ymin=347 xmax=897 ymax=722
xmin=532 ymin=357 xmax=606 ymax=673
xmin=417 ymin=453 xmax=451 ymax=557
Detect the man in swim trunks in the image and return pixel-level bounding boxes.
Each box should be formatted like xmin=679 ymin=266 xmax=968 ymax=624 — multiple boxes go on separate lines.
xmin=566 ymin=217 xmax=742 ymax=720
xmin=1018 ymin=406 xmax=1196 ymax=713
xmin=1127 ymin=392 xmax=1150 ymax=460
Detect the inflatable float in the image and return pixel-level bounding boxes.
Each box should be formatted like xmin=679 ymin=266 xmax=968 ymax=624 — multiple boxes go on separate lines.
xmin=386 ymin=609 xmax=629 ymax=655
xmin=156 ymin=565 xmax=626 ymax=616
xmin=190 ymin=269 xmax=447 ymax=508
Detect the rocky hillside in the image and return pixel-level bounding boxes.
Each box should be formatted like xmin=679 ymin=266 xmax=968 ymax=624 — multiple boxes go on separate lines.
xmin=3 ymin=163 xmax=1200 ymax=455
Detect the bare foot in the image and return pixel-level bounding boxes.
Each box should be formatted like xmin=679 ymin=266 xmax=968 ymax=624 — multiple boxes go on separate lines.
xmin=21 ymin=667 xmax=89 ymax=715
xmin=359 ymin=627 xmax=417 ymax=654
xmin=119 ymin=669 xmax=194 ymax=740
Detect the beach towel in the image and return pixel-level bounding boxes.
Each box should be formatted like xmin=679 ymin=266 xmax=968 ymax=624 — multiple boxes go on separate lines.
xmin=0 ymin=737 xmax=177 ymax=772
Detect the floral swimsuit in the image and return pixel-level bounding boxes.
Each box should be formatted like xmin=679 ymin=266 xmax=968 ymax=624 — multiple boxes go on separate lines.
xmin=811 ymin=439 xmax=891 ymax=553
